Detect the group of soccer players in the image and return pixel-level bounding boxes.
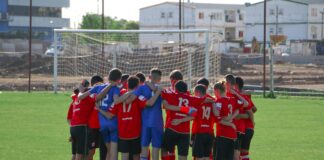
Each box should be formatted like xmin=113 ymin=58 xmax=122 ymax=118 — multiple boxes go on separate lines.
xmin=67 ymin=68 xmax=257 ymax=160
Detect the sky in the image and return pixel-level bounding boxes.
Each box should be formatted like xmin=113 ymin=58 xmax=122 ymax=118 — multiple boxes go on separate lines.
xmin=63 ymin=0 xmax=261 ymax=28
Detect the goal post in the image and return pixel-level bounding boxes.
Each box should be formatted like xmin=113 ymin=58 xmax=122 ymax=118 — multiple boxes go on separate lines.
xmin=53 ymin=29 xmax=219 ymax=93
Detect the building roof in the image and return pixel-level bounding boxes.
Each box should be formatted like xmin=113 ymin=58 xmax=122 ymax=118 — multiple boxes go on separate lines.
xmin=247 ymin=0 xmax=323 ymax=6
xmin=140 ymin=1 xmax=244 ymax=10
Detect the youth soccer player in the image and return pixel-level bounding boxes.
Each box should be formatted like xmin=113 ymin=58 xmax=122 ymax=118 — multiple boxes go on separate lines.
xmin=97 ymin=76 xmax=162 ymax=160
xmin=69 ymin=80 xmax=95 ymax=160
xmin=224 ymin=75 xmax=249 ymax=160
xmin=235 ymin=77 xmax=256 ymax=160
xmin=191 ymin=84 xmax=215 ymax=160
xmin=78 ymin=68 xmax=129 ymax=160
xmin=67 ymin=88 xmax=79 ymax=160
xmin=161 ymin=80 xmax=208 ymax=160
xmin=213 ymin=82 xmax=237 ymax=160
xmin=87 ymin=75 xmax=106 ymax=160
xmin=133 ymin=69 xmax=164 ymax=160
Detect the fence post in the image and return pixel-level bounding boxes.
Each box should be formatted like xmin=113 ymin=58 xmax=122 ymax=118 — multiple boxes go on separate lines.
xmin=204 ymin=31 xmax=210 ymax=78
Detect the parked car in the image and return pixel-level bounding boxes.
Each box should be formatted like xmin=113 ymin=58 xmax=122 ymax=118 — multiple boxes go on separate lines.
xmin=44 ymin=45 xmax=64 ymax=56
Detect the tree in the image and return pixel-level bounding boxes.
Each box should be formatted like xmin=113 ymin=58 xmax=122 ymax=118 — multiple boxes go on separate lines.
xmin=80 ymin=14 xmax=139 ymax=30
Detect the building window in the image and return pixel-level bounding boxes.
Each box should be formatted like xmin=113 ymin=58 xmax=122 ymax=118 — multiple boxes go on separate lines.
xmin=239 ymin=13 xmax=244 ymax=21
xmin=161 ymin=12 xmax=165 ymax=18
xmin=278 ymin=27 xmax=283 ymax=34
xmin=168 ymin=12 xmax=173 ymax=18
xmin=8 ymin=5 xmax=62 ymax=17
xmin=270 ymin=28 xmax=274 ymax=34
xmin=311 ymin=8 xmax=318 ymax=17
xmin=311 ymin=26 xmax=317 ymax=39
xmin=270 ymin=9 xmax=275 ymax=15
xmin=278 ymin=9 xmax=283 ymax=15
xmin=216 ymin=13 xmax=222 ymax=20
xmin=225 ymin=10 xmax=236 ymax=23
xmin=199 ymin=12 xmax=204 ymax=19
xmin=239 ymin=31 xmax=244 ymax=38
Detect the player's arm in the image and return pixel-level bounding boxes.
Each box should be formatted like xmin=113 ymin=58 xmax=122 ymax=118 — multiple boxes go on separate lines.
xmin=219 ymin=119 xmax=236 ymax=130
xmin=231 ymin=89 xmax=249 ymax=107
xmin=113 ymin=92 xmax=133 ymax=104
xmin=236 ymin=112 xmax=249 ymax=119
xmin=230 ymin=109 xmax=240 ymax=120
xmin=78 ymin=91 xmax=91 ymax=100
xmin=212 ymin=103 xmax=220 ymax=117
xmin=95 ymin=83 xmax=116 ymax=102
xmin=96 ymin=105 xmax=115 ymax=119
xmin=146 ymin=87 xmax=162 ymax=106
xmin=171 ymin=116 xmax=195 ymax=126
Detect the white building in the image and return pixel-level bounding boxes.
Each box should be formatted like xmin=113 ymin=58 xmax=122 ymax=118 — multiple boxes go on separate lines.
xmin=139 ymin=2 xmax=245 ymax=43
xmin=245 ymin=0 xmax=309 ymax=42
xmin=308 ymin=2 xmax=324 ymax=40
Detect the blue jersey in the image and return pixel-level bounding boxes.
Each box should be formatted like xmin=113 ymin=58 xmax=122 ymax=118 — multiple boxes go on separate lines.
xmin=89 ymin=84 xmax=120 ymax=130
xmin=134 ymin=84 xmax=163 ymax=128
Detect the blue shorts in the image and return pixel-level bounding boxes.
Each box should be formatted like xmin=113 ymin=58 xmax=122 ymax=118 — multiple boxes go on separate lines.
xmin=141 ymin=126 xmax=163 ymax=148
xmin=100 ymin=127 xmax=118 ymax=143
xmin=99 ymin=114 xmax=118 ymax=143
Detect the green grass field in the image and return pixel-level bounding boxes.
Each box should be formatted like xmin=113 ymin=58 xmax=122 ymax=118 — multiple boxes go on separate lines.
xmin=0 ymin=92 xmax=324 ymax=160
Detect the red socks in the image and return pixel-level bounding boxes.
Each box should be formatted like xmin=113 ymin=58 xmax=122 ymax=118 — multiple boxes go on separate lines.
xmin=241 ymin=152 xmax=250 ymax=160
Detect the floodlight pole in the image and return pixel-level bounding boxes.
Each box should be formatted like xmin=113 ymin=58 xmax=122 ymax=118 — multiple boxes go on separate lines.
xmin=263 ymin=0 xmax=267 ymax=97
xmin=28 ymin=0 xmax=32 ymax=93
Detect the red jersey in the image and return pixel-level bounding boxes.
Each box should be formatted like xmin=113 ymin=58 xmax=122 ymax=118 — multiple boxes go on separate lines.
xmin=67 ymin=94 xmax=78 ymax=123
xmin=242 ymin=94 xmax=255 ymax=129
xmin=162 ymin=90 xmax=205 ymax=134
xmin=70 ymin=94 xmax=96 ymax=126
xmin=191 ymin=96 xmax=215 ymax=134
xmin=88 ymin=106 xmax=100 ymax=128
xmin=214 ymin=97 xmax=237 ymax=140
xmin=109 ymin=95 xmax=146 ymax=139
xmin=227 ymin=92 xmax=245 ymax=134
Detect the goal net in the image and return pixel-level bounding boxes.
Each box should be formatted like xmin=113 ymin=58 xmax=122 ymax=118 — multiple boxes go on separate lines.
xmin=53 ymin=29 xmax=220 ymax=93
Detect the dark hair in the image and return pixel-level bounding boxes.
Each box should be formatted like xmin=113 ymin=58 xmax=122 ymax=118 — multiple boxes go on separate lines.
xmin=225 ymin=74 xmax=236 ymax=85
xmin=214 ymin=81 xmax=225 ymax=93
xmin=90 ymin=75 xmax=103 ymax=86
xmin=73 ymin=88 xmax=80 ymax=95
xmin=150 ymin=68 xmax=162 ymax=76
xmin=127 ymin=76 xmax=140 ymax=90
xmin=81 ymin=79 xmax=90 ymax=88
xmin=169 ymin=70 xmax=183 ymax=80
xmin=121 ymin=74 xmax=130 ymax=83
xmin=175 ymin=80 xmax=188 ymax=93
xmin=197 ymin=77 xmax=209 ymax=88
xmin=108 ymin=68 xmax=122 ymax=82
xmin=194 ymin=84 xmax=206 ymax=95
xmin=235 ymin=77 xmax=244 ymax=91
xmin=135 ymin=72 xmax=146 ymax=83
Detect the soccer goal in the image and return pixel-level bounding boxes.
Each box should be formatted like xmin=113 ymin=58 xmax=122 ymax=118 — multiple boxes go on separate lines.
xmin=53 ymin=29 xmax=221 ymax=93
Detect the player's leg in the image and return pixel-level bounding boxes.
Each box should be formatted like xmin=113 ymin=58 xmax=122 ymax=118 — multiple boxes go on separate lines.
xmin=151 ymin=126 xmax=163 ymax=160
xmin=241 ymin=129 xmax=254 ymax=160
xmin=203 ymin=134 xmax=214 ymax=160
xmin=70 ymin=127 xmax=77 ymax=160
xmin=177 ymin=132 xmax=190 ymax=160
xmin=234 ymin=133 xmax=243 ymax=160
xmin=131 ymin=138 xmax=142 ymax=160
xmin=100 ymin=128 xmax=111 ymax=160
xmin=192 ymin=134 xmax=202 ymax=160
xmin=75 ymin=126 xmax=88 ymax=160
xmin=140 ymin=127 xmax=151 ymax=160
xmin=161 ymin=129 xmax=177 ymax=160
xmin=99 ymin=133 xmax=107 ymax=160
xmin=224 ymin=137 xmax=235 ymax=160
xmin=87 ymin=129 xmax=99 ymax=160
xmin=109 ymin=129 xmax=119 ymax=160
xmin=119 ymin=139 xmax=130 ymax=160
